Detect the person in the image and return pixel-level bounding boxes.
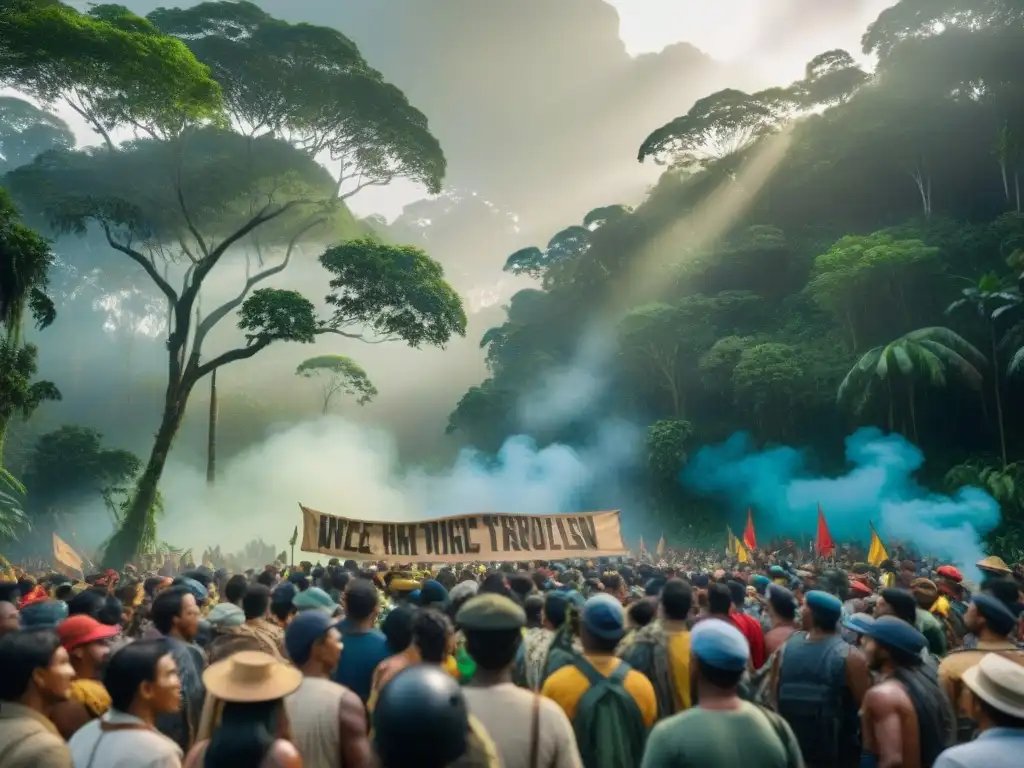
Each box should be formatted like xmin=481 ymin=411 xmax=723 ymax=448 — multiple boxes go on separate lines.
xmin=51 ymin=615 xmax=119 ymax=739
xmin=332 ymin=579 xmax=390 ymax=704
xmin=283 ymin=611 xmax=372 ymax=768
xmin=933 ymin=653 xmax=1024 ymax=767
xmin=369 ymin=608 xmax=454 ymax=710
xmin=0 ymin=600 xmax=19 ymax=636
xmin=937 ymin=592 xmax=1024 ymax=743
xmin=516 ymin=594 xmax=555 ymax=690
xmin=858 ymin=616 xmax=954 ymax=768
xmin=458 ymin=593 xmax=582 ymax=768
xmin=774 ymin=590 xmax=870 ymax=768
xmin=878 ymin=585 xmax=945 ymax=660
xmin=727 ymin=580 xmax=767 ymax=669
xmin=373 ymin=664 xmax=500 ymax=768
xmin=641 ymin=619 xmax=804 ymax=767
xmin=68 ymin=639 xmax=184 ymax=768
xmin=619 ymin=578 xmax=695 ymax=718
xmin=204 ymin=602 xmax=256 ymax=665
xmin=536 ymin=590 xmax=585 ymax=685
xmin=183 ymin=651 xmax=301 ymax=768
xmin=763 ymin=585 xmax=799 ymax=658
xmin=542 ymin=594 xmax=655 ymax=768
xmin=0 ymin=628 xmax=75 ymax=768
xmin=150 ymin=586 xmax=205 ymax=753
xmin=241 ymin=585 xmax=287 ymax=661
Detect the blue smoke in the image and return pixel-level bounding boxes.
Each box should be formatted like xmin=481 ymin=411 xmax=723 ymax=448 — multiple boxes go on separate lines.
xmin=682 ymin=427 xmax=1001 ymax=578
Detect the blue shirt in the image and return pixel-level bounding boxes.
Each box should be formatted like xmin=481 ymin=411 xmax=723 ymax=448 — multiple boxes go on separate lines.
xmin=933 ymin=727 xmax=1024 ymax=768
xmin=332 ymin=618 xmax=391 ymax=703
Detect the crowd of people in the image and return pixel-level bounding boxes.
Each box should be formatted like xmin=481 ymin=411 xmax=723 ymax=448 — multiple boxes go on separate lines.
xmin=0 ymin=546 xmax=1022 ymax=768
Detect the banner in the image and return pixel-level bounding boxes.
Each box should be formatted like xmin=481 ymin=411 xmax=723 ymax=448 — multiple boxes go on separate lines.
xmin=299 ymin=505 xmax=628 ymax=563
xmin=52 ymin=533 xmax=84 ymax=578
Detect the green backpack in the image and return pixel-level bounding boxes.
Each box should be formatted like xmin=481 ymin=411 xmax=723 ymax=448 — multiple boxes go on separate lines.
xmin=571 ymin=657 xmax=648 ymax=768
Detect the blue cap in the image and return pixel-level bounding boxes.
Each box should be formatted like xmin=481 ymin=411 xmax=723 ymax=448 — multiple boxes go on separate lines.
xmin=19 ymin=600 xmax=68 ymax=628
xmin=842 ymin=612 xmax=876 ymax=636
xmin=973 ymin=594 xmax=1018 ymax=635
xmin=751 ymin=575 xmax=771 ymax=593
xmin=285 ymin=610 xmax=334 ymax=666
xmin=175 ymin=577 xmax=208 ymax=604
xmin=805 ymin=590 xmax=842 ymax=622
xmin=691 ymin=618 xmax=749 ymax=671
xmin=272 ymin=582 xmax=297 ymax=606
xmin=420 ymin=580 xmax=449 ymax=607
xmin=861 ymin=615 xmax=927 ymax=656
xmin=581 ymin=594 xmax=625 ymax=640
xmin=769 ymin=565 xmax=787 ymax=576
xmin=293 ymin=587 xmax=337 ymax=614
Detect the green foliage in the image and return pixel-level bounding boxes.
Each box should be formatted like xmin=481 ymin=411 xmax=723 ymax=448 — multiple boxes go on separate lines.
xmin=295 ymin=354 xmax=377 ymax=412
xmin=0 ymin=186 xmax=55 ymax=336
xmin=0 ymin=2 xmax=224 ymax=142
xmin=238 ymin=288 xmax=318 ymax=346
xmin=0 ymin=467 xmax=29 ymax=542
xmin=646 ymin=419 xmax=693 ymax=481
xmin=0 ymin=96 xmax=74 ymax=174
xmin=320 ymin=239 xmax=467 ymax=348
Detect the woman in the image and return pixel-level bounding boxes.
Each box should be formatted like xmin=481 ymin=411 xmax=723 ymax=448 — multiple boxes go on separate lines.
xmin=183 ymin=651 xmax=302 ymax=768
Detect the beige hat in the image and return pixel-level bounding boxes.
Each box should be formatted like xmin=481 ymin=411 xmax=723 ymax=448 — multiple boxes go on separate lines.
xmin=961 ymin=653 xmax=1024 ymax=719
xmin=976 ymin=556 xmax=1012 ymax=574
xmin=203 ymin=651 xmax=302 ymax=703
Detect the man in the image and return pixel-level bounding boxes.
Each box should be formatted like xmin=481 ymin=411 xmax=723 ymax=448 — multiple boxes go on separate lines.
xmin=977 ymin=557 xmax=1013 ymax=588
xmin=876 ymin=588 xmax=944 ymax=666
xmin=641 ymin=619 xmax=804 ymax=768
xmin=68 ymin=639 xmax=183 ymax=768
xmin=934 ymin=653 xmax=1024 ymax=767
xmin=938 ymin=592 xmax=1024 ymax=743
xmin=909 ymin=581 xmax=949 ymax=657
xmin=516 ymin=592 xmax=558 ymax=691
xmin=727 ymin=580 xmax=767 ymax=670
xmin=459 ymin=594 xmax=582 ymax=768
xmin=50 ymin=615 xmax=119 ymax=739
xmin=0 ymin=601 xmax=18 ymax=637
xmin=933 ymin=567 xmax=968 ymax=651
xmin=0 ymin=628 xmax=75 ymax=768
xmin=284 ymin=611 xmax=372 ymax=768
xmin=369 ymin=608 xmax=454 ymax=711
xmin=150 ymin=585 xmax=204 ymax=752
xmin=774 ymin=590 xmax=870 ymax=768
xmin=619 ymin=578 xmax=695 ymax=718
xmin=240 ymin=583 xmax=287 ymax=661
xmin=764 ymin=585 xmax=800 ymax=658
xmin=859 ymin=616 xmax=954 ymax=768
xmin=333 ymin=579 xmax=390 ymax=704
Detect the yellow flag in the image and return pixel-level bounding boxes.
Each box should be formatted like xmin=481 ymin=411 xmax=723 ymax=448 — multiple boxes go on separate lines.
xmin=735 ymin=537 xmax=751 ymax=564
xmin=867 ymin=523 xmax=888 ymax=567
xmin=656 ymin=535 xmax=665 ymax=556
xmin=726 ymin=525 xmax=736 ymax=556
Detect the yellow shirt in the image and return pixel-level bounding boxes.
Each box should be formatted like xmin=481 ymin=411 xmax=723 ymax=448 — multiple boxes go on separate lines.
xmin=667 ymin=630 xmax=692 ymax=712
xmin=541 ymin=653 xmax=658 ymax=728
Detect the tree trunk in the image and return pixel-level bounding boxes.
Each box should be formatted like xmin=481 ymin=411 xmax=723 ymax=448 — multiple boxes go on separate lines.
xmin=991 ymin=329 xmax=1008 ymax=469
xmin=1000 ymin=158 xmax=1010 ymax=203
xmin=102 ymin=383 xmax=192 ymax=567
xmin=207 ymin=368 xmax=218 ymax=485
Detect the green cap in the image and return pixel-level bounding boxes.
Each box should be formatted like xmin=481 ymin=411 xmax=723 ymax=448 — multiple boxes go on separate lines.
xmin=456 ymin=593 xmax=526 ymax=631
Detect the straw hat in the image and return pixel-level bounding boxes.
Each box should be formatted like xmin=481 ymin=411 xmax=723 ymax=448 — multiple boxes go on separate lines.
xmin=203 ymin=651 xmax=302 ymax=703
xmin=962 ymin=653 xmax=1024 ymax=720
xmin=976 ymin=556 xmax=1012 ymax=574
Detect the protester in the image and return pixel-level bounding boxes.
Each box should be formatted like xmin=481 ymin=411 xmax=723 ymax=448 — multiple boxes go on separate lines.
xmin=727 ymin=580 xmax=767 ymax=669
xmin=933 ymin=654 xmax=1024 ymax=767
xmin=516 ymin=593 xmax=554 ymax=690
xmin=283 ymin=611 xmax=372 ymax=768
xmin=458 ymin=593 xmax=582 ymax=768
xmin=332 ymin=579 xmax=390 ymax=704
xmin=50 ymin=615 xmax=119 ymax=739
xmin=642 ymin=619 xmax=804 ymax=767
xmin=0 ymin=600 xmax=19 ymax=636
xmin=775 ymin=590 xmax=870 ymax=768
xmin=369 ymin=608 xmax=454 ymax=711
xmin=910 ymin=580 xmax=949 ymax=657
xmin=858 ymin=616 xmax=954 ymax=768
xmin=938 ymin=591 xmax=1024 ymax=743
xmin=0 ymin=628 xmax=75 ymax=768
xmin=764 ymin=585 xmax=799 ymax=658
xmin=67 ymin=639 xmax=184 ymax=768
xmin=183 ymin=651 xmax=302 ymax=768
xmin=240 ymin=584 xmax=287 ymax=661
xmin=619 ymin=578 xmax=694 ymax=718
xmin=149 ymin=586 xmax=205 ymax=753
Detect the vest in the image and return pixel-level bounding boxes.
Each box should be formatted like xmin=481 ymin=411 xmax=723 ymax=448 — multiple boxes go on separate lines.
xmin=284 ymin=677 xmax=345 ymax=768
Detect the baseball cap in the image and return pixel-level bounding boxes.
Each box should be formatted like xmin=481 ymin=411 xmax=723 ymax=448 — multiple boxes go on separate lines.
xmin=57 ymin=614 xmax=119 ymax=650
xmin=581 ymin=594 xmax=626 ymax=641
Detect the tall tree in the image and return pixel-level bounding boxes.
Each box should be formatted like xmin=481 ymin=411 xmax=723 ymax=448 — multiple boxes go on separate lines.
xmin=2 ymin=4 xmax=462 ymax=565
xmin=0 ymin=96 xmax=74 ymax=174
xmin=295 ymin=354 xmax=377 ymax=414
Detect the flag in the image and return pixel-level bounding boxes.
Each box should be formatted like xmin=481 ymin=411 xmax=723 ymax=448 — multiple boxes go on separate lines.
xmin=867 ymin=522 xmax=889 ymax=567
xmin=656 ymin=535 xmax=665 ymax=556
xmin=815 ymin=505 xmax=835 ymax=558
xmin=289 ymin=526 xmax=299 ymax=547
xmin=736 ymin=538 xmax=751 ymax=564
xmin=52 ymin=533 xmax=84 ymax=579
xmin=743 ymin=508 xmax=757 ymax=550
xmin=727 ymin=525 xmax=751 ymax=563
xmin=726 ymin=525 xmax=737 ymax=556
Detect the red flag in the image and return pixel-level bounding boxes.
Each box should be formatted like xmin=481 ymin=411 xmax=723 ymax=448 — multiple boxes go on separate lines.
xmin=743 ymin=508 xmax=757 ymax=550
xmin=815 ymin=505 xmax=835 ymax=558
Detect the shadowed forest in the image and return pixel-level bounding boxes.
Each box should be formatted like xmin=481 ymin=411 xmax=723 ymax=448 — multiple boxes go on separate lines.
xmin=1 ymin=0 xmax=1023 ymax=565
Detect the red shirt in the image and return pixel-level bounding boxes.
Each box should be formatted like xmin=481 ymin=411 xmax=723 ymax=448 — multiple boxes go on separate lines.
xmin=730 ymin=610 xmax=767 ymax=670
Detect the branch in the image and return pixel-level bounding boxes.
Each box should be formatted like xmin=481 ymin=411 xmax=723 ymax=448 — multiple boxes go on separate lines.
xmin=192 ymin=218 xmax=326 ymax=354
xmin=176 ymin=179 xmax=210 ymax=259
xmin=193 ymin=338 xmax=273 ymax=381
xmin=102 ymin=224 xmax=178 ymax=303
xmin=338 ymin=176 xmax=391 ymax=202
xmin=314 ymin=326 xmax=393 ymax=344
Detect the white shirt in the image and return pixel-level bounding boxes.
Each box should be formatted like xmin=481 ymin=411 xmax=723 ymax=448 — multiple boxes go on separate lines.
xmin=933 ymin=728 xmax=1024 ymax=768
xmin=69 ymin=710 xmax=182 ymax=768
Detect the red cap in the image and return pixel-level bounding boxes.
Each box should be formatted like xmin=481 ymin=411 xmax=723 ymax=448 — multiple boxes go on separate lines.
xmin=57 ymin=615 xmax=119 ymax=651
xmin=936 ymin=565 xmax=963 ymax=583
xmin=850 ymin=580 xmax=873 ymax=596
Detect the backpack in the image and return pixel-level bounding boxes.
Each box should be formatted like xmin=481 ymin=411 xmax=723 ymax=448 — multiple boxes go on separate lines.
xmin=571 ymin=657 xmax=648 ymax=768
xmin=543 ymin=625 xmax=579 ymax=683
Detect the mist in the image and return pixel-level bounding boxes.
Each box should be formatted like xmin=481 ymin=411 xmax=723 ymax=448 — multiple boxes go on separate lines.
xmin=682 ymin=428 xmax=1001 ymax=579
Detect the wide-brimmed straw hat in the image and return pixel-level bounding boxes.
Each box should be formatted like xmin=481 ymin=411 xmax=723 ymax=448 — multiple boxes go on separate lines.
xmin=962 ymin=653 xmax=1024 ymax=719
xmin=203 ymin=651 xmax=302 ymax=703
